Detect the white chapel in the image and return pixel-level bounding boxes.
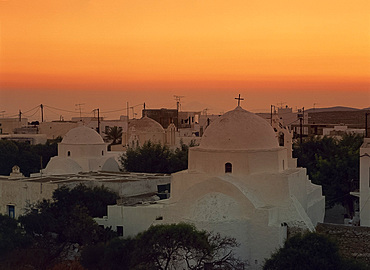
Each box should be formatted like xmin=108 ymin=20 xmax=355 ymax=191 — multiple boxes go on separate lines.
xmin=43 ymin=125 xmax=120 ymax=175
xmin=96 ymin=105 xmax=325 ymax=269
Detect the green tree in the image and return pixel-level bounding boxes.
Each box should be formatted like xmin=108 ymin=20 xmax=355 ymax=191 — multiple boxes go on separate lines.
xmin=0 ymin=214 xmax=32 ymax=258
xmin=81 ymin=238 xmax=135 ymax=270
xmin=19 ymin=185 xmax=118 ymax=245
xmin=263 ymin=232 xmax=366 ymax=270
xmin=105 ymin=126 xmax=123 ymax=145
xmin=120 ymin=141 xmax=192 ymax=174
xmin=132 ymin=223 xmax=240 ymax=270
xmin=80 ymin=223 xmax=241 ymax=270
xmin=0 ymin=139 xmax=59 ymax=177
xmin=0 ymin=140 xmax=18 ymax=175
xmin=293 ymin=134 xmax=363 ymax=212
xmin=52 ymin=184 xmax=118 ymax=218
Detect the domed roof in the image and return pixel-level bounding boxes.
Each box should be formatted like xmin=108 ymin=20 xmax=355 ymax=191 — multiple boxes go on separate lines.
xmin=61 ymin=126 xmax=105 ymax=145
xmin=129 ymin=116 xmax=164 ymax=133
xmin=200 ymin=106 xmax=278 ymax=150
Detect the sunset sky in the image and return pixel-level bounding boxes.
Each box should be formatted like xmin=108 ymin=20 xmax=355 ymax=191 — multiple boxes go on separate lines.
xmin=0 ymin=0 xmax=369 ymax=120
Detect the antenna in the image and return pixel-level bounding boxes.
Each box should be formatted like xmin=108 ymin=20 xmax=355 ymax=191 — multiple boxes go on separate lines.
xmin=174 ymin=95 xmax=185 ymax=112
xmin=75 ymin=103 xmax=85 ymax=121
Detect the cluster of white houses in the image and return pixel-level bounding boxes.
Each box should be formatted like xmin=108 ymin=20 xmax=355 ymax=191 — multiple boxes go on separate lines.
xmin=0 ymin=103 xmax=369 ymax=269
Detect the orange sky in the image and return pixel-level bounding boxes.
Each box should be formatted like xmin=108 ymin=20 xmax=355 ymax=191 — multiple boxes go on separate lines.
xmin=0 ymin=0 xmax=369 ymax=119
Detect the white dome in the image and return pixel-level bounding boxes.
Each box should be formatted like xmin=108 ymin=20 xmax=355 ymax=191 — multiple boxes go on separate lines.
xmin=200 ymin=106 xmax=278 ymax=150
xmin=129 ymin=116 xmax=164 ymax=133
xmin=62 ymin=126 xmax=104 ymax=145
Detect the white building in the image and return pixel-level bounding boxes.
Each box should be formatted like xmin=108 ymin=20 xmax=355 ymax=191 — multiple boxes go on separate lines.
xmin=42 ymin=126 xmax=120 ymax=175
xmin=322 ymin=125 xmax=365 ymax=138
xmin=96 ymin=106 xmax=325 ymax=269
xmin=359 ymin=138 xmax=370 ymax=226
xmin=39 ymin=121 xmax=79 ymax=140
xmin=0 ymin=117 xmax=28 ymax=134
xmin=0 ymin=169 xmax=170 ymax=219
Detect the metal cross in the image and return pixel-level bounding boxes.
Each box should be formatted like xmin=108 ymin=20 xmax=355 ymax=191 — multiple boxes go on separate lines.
xmin=235 ymin=94 xmax=244 ymax=106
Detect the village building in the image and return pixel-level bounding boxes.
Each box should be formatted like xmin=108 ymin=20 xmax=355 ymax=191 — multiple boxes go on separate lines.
xmin=96 ymin=105 xmax=325 ymax=269
xmin=358 ymin=138 xmax=370 ymax=226
xmin=41 ymin=125 xmax=121 ymax=175
xmin=0 ymin=168 xmax=170 ymax=219
xmin=122 ymin=116 xmax=168 ymax=148
xmin=0 ymin=117 xmax=28 ymax=135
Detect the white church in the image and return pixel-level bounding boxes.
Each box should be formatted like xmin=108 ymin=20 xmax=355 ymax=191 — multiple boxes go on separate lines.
xmin=96 ymin=105 xmax=325 ymax=269
xmin=42 ymin=125 xmax=120 ymax=175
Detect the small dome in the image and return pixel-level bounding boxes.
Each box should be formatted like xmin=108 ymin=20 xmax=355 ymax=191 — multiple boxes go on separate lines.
xmin=129 ymin=116 xmax=164 ymax=133
xmin=62 ymin=126 xmax=104 ymax=145
xmin=200 ymin=106 xmax=278 ymax=150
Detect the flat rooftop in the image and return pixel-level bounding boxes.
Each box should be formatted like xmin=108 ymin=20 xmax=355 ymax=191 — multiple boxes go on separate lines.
xmin=0 ymin=171 xmax=171 ymax=184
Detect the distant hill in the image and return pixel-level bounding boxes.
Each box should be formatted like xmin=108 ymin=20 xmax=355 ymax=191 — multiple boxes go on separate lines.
xmin=306 ymin=106 xmax=361 ymax=113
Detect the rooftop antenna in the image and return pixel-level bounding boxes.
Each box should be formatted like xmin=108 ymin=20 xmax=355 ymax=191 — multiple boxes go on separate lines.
xmin=277 ymin=101 xmax=286 ymax=108
xmin=235 ymin=94 xmax=244 ymax=107
xmin=75 ymin=103 xmax=85 ymax=121
xmin=174 ymin=95 xmax=185 ymax=112
xmin=203 ymin=108 xmax=209 ymax=117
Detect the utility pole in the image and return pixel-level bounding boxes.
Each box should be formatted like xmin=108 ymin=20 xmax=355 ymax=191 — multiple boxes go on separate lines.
xmin=93 ymin=108 xmax=100 ymax=134
xmin=18 ymin=110 xmax=22 ymax=122
xmin=40 ymin=104 xmax=44 ymax=122
xmin=127 ymin=102 xmax=129 ymax=120
xmin=270 ymin=105 xmax=276 ymax=126
xmin=174 ymin=95 xmax=184 ymax=131
xmin=366 ymin=112 xmax=369 ymax=138
xmin=298 ymin=108 xmax=304 ymax=145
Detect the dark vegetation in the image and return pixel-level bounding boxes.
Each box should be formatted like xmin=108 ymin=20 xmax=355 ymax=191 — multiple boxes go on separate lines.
xmin=0 ymin=184 xmax=118 ymax=269
xmin=81 ymin=223 xmax=242 ymax=270
xmin=263 ymin=232 xmax=366 ymax=270
xmin=0 ymin=137 xmax=61 ymax=177
xmin=105 ymin=126 xmax=123 ymax=145
xmin=293 ymin=133 xmax=363 ymax=213
xmin=120 ymin=140 xmax=196 ymax=174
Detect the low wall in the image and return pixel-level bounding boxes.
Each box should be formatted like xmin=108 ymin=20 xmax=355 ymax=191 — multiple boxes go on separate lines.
xmin=316 ymin=223 xmax=370 ymax=266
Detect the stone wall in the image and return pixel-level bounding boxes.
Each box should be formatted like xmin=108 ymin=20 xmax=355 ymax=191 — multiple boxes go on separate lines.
xmin=316 ymin=223 xmax=370 ymax=266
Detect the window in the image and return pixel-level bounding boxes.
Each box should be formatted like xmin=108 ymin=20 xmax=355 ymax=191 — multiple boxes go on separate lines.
xmin=225 ymin=163 xmax=232 ymax=173
xmin=117 ymin=226 xmax=123 ymax=236
xmin=67 ymin=151 xmax=71 ymax=157
xmin=102 ymin=150 xmax=104 ymax=156
xmin=278 ymin=132 xmax=284 ymax=146
xmin=7 ymin=205 xmax=15 ymax=218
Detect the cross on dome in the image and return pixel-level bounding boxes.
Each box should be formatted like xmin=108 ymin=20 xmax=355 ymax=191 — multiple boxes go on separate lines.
xmin=235 ymin=94 xmax=244 ymax=106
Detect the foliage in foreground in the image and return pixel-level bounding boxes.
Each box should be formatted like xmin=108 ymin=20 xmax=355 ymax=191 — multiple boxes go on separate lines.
xmin=0 ymin=214 xmax=32 ymax=258
xmin=0 ymin=185 xmax=118 ymax=269
xmin=0 ymin=137 xmax=60 ymax=176
xmin=263 ymin=232 xmax=367 ymax=270
xmin=293 ymin=133 xmax=363 ymax=211
xmin=81 ymin=223 xmax=242 ymax=270
xmin=120 ymin=140 xmax=196 ymax=174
